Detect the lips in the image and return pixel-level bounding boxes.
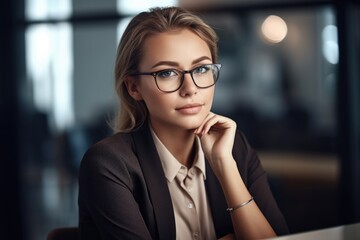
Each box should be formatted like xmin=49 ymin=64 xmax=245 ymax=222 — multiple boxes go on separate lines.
xmin=175 ymin=103 xmax=204 ymax=114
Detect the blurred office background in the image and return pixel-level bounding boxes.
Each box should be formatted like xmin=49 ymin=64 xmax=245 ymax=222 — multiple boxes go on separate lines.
xmin=0 ymin=0 xmax=359 ymax=239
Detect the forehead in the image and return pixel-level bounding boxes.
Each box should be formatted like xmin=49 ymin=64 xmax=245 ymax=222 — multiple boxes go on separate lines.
xmin=139 ymin=28 xmax=212 ymax=68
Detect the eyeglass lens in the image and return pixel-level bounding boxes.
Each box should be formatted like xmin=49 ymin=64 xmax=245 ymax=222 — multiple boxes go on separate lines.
xmin=155 ymin=64 xmax=221 ymax=92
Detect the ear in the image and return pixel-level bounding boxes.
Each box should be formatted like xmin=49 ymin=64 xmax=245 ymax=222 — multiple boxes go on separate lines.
xmin=125 ymin=76 xmax=143 ymax=101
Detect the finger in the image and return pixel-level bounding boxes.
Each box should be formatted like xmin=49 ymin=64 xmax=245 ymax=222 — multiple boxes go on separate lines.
xmin=202 ymin=115 xmax=229 ymax=135
xmin=194 ymin=112 xmax=216 ymax=135
xmin=203 ymin=115 xmax=237 ymax=137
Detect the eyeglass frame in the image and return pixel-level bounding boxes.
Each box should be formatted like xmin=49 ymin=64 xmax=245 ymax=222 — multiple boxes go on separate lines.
xmin=131 ymin=63 xmax=222 ymax=93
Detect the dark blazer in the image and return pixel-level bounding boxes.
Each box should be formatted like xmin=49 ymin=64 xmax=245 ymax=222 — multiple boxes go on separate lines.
xmin=78 ymin=124 xmax=288 ymax=240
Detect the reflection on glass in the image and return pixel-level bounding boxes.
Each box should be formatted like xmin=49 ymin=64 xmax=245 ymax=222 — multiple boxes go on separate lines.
xmin=207 ymin=7 xmax=339 ymax=232
xmin=25 ymin=23 xmax=74 ymax=132
xmin=116 ymin=0 xmax=178 ymax=14
xmin=322 ymin=25 xmax=339 ymax=64
xmin=25 ymin=0 xmax=71 ymax=20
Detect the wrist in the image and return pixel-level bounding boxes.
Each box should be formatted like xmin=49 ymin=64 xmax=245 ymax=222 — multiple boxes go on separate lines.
xmin=210 ymin=157 xmax=238 ymax=180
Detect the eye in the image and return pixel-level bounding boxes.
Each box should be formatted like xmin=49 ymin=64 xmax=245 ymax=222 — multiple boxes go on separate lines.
xmin=156 ymin=69 xmax=178 ymax=79
xmin=193 ymin=65 xmax=210 ymax=74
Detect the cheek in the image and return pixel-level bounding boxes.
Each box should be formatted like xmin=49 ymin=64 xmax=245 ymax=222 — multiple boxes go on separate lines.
xmin=141 ymin=91 xmax=170 ymax=113
xmin=203 ymin=88 xmax=215 ymax=108
xmin=137 ymin=80 xmax=161 ymax=106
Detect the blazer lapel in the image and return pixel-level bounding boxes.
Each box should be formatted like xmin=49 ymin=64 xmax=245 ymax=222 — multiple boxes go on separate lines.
xmin=204 ymin=160 xmax=233 ymax=238
xmin=132 ymin=125 xmax=176 ymax=240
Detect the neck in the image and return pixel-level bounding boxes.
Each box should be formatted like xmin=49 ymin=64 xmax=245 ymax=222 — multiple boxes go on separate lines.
xmin=151 ymin=123 xmax=197 ymax=168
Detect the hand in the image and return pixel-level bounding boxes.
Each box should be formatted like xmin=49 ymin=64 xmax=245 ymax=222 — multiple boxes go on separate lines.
xmin=194 ymin=112 xmax=237 ymax=176
xmin=196 ymin=113 xmax=277 ymax=239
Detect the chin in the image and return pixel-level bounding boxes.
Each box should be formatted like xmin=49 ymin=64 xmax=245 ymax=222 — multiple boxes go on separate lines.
xmin=180 ymin=118 xmax=204 ymax=130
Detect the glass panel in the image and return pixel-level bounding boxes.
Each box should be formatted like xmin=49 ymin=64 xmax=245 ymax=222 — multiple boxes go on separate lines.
xmin=25 ymin=23 xmax=74 ymax=132
xmin=117 ymin=0 xmax=178 ymax=14
xmin=23 ymin=21 xmax=118 ymax=240
xmin=72 ymin=22 xmax=118 ymax=127
xmin=72 ymin=0 xmax=117 ymax=15
xmin=206 ymin=8 xmax=337 ymax=150
xmin=203 ymin=6 xmax=339 ymax=233
xmin=25 ymin=0 xmax=71 ymax=20
xmin=180 ymin=0 xmax=329 ymax=9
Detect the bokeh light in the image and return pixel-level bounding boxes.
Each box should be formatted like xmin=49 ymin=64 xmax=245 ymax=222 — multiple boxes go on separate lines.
xmin=261 ymin=15 xmax=288 ymax=44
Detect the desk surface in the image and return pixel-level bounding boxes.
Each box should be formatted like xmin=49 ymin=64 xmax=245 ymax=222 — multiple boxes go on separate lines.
xmin=270 ymin=223 xmax=360 ymax=240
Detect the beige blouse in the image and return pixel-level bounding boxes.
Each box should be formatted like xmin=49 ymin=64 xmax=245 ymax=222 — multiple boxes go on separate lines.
xmin=150 ymin=128 xmax=217 ymax=240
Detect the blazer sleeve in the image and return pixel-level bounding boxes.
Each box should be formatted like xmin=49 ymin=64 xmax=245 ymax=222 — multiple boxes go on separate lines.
xmin=78 ymin=141 xmax=153 ymax=240
xmin=233 ymin=132 xmax=289 ymax=236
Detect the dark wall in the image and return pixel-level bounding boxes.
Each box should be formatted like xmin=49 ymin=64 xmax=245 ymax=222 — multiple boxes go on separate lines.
xmin=0 ymin=1 xmax=25 ymax=239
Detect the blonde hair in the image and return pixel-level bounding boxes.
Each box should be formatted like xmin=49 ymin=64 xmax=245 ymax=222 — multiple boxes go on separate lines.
xmin=114 ymin=6 xmax=218 ymax=132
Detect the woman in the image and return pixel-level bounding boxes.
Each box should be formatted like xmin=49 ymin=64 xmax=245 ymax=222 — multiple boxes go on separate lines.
xmin=78 ymin=6 xmax=288 ymax=240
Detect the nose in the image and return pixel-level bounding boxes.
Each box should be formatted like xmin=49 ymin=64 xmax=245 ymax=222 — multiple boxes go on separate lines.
xmin=179 ymin=72 xmax=197 ymax=96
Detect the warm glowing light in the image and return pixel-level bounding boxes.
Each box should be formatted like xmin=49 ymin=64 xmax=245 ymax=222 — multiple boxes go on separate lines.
xmin=261 ymin=15 xmax=288 ymax=44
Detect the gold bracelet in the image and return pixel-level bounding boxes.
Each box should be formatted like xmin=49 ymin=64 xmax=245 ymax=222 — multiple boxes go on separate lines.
xmin=226 ymin=197 xmax=254 ymax=212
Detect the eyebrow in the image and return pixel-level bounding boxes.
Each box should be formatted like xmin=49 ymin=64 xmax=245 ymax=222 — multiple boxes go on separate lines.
xmin=151 ymin=56 xmax=212 ymax=69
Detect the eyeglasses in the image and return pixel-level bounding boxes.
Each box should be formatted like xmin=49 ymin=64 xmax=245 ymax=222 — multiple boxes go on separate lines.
xmin=132 ymin=63 xmax=222 ymax=93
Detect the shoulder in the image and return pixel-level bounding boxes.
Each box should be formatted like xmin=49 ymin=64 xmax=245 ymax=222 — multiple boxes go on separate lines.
xmin=89 ymin=132 xmax=134 ymax=154
xmin=84 ymin=124 xmax=151 ymax=158
xmin=78 ymin=130 xmax=147 ymax=189
xmin=79 ymin=131 xmax=141 ymax=175
xmin=80 ymin=124 xmax=152 ymax=170
xmin=84 ymin=132 xmax=133 ymax=159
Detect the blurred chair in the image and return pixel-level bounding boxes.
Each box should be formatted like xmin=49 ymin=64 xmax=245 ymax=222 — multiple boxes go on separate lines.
xmin=47 ymin=227 xmax=79 ymax=240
